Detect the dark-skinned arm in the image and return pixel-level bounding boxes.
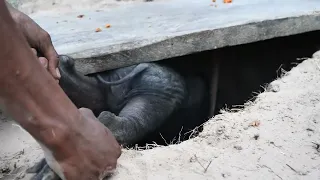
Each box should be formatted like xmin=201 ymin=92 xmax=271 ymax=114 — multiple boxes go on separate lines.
xmin=0 ymin=2 xmax=121 ymax=180
xmin=5 ymin=1 xmax=61 ymax=80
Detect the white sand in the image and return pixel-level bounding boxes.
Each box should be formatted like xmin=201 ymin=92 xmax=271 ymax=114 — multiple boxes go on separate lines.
xmin=1 ymin=51 xmax=320 ymax=179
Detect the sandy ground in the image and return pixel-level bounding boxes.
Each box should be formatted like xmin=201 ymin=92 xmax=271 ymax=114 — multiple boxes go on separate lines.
xmin=1 ymin=51 xmax=320 ymax=179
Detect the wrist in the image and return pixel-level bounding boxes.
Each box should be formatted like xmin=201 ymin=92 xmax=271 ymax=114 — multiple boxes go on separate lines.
xmin=42 ymin=115 xmax=80 ymax=155
xmin=43 ymin=112 xmax=88 ymax=158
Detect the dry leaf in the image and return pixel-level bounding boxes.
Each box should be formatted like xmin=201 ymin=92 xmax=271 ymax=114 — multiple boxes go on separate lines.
xmin=212 ymin=0 xmax=216 ymax=2
xmin=249 ymin=120 xmax=260 ymax=127
xmin=223 ymin=0 xmax=232 ymax=3
xmin=77 ymin=15 xmax=84 ymax=18
xmin=95 ymin=28 xmax=102 ymax=32
xmin=105 ymin=24 xmax=111 ymax=28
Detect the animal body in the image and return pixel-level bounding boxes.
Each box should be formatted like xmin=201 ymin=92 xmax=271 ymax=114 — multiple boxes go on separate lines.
xmin=28 ymin=55 xmax=210 ymax=180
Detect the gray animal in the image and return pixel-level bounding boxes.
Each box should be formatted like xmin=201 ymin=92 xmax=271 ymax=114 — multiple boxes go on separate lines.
xmin=27 ymin=55 xmax=209 ymax=180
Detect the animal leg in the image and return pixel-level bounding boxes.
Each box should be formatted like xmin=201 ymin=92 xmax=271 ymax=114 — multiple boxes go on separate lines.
xmin=139 ymin=76 xmax=210 ymax=144
xmin=98 ymin=94 xmax=184 ymax=146
xmin=58 ymin=55 xmax=106 ymax=114
xmin=26 ymin=159 xmax=60 ymax=180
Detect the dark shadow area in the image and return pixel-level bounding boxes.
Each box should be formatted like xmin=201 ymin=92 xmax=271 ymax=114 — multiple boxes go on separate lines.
xmin=214 ymin=30 xmax=320 ymax=114
xmin=135 ymin=30 xmax=320 ymax=148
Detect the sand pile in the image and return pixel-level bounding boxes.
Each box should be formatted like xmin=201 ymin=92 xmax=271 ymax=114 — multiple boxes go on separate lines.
xmin=109 ymin=52 xmax=320 ymax=179
xmin=1 ymin=51 xmax=320 ymax=179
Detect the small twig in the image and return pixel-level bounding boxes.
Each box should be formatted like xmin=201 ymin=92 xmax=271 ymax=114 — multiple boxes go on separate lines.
xmin=276 ymin=64 xmax=283 ymax=77
xmin=204 ymin=161 xmax=213 ymax=173
xmin=286 ymin=164 xmax=298 ymax=173
xmin=260 ymin=84 xmax=267 ymax=92
xmin=177 ymin=126 xmax=184 ymax=144
xmin=129 ymin=142 xmax=162 ymax=151
xmin=170 ymin=126 xmax=184 ymax=144
xmin=306 ymin=128 xmax=314 ymax=132
xmin=296 ymin=57 xmax=308 ymax=61
xmin=232 ymin=104 xmax=245 ymax=108
xmin=193 ymin=155 xmax=213 ymax=173
xmin=269 ymin=141 xmax=282 ymax=148
xmin=231 ymin=165 xmax=256 ymax=172
xmin=286 ymin=164 xmax=307 ymax=176
xmin=159 ymin=133 xmax=169 ymax=145
xmin=186 ymin=126 xmax=200 ymax=140
xmin=259 ymin=165 xmax=283 ymax=180
xmin=193 ymin=155 xmax=205 ymax=169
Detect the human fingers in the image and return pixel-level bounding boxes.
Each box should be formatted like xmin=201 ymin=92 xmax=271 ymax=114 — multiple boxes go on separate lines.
xmin=33 ymin=49 xmax=59 ymax=83
xmin=79 ymin=108 xmax=96 ymax=120
xmin=30 ymin=48 xmax=48 ymax=69
xmin=39 ymin=57 xmax=48 ymax=69
xmin=38 ymin=32 xmax=60 ymax=80
xmin=31 ymin=48 xmax=37 ymax=56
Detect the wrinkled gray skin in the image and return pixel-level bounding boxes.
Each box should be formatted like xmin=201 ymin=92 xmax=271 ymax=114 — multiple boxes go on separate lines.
xmin=27 ymin=55 xmax=209 ymax=180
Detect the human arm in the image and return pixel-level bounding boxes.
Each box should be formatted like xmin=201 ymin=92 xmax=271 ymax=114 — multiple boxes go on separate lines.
xmin=5 ymin=1 xmax=60 ymax=80
xmin=0 ymin=2 xmax=121 ymax=180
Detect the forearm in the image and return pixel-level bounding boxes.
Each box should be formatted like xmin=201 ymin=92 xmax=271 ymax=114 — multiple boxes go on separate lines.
xmin=5 ymin=1 xmax=19 ymax=18
xmin=0 ymin=2 xmax=80 ymax=151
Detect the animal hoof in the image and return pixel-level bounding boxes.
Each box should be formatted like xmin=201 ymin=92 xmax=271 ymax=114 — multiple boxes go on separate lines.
xmin=26 ymin=158 xmax=60 ymax=180
xmin=59 ymin=55 xmax=75 ymax=68
xmin=26 ymin=159 xmax=47 ymax=173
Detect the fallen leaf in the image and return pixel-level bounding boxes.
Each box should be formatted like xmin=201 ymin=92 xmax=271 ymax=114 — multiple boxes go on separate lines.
xmin=249 ymin=120 xmax=260 ymax=127
xmin=105 ymin=24 xmax=111 ymax=28
xmin=77 ymin=15 xmax=84 ymax=18
xmin=212 ymin=0 xmax=216 ymax=2
xmin=95 ymin=28 xmax=102 ymax=32
xmin=223 ymin=0 xmax=232 ymax=3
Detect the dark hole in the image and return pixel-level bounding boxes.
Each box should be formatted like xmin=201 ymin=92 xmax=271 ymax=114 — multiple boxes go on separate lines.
xmin=134 ymin=30 xmax=320 ymax=149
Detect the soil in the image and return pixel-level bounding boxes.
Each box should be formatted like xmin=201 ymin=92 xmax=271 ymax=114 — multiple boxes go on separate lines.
xmin=1 ymin=51 xmax=320 ymax=179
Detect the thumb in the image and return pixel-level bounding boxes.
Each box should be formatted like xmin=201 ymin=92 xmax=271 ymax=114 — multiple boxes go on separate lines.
xmin=79 ymin=108 xmax=96 ymax=120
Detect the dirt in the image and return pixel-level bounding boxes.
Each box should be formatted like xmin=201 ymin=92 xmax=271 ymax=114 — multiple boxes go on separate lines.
xmin=1 ymin=50 xmax=320 ymax=179
xmin=0 ymin=117 xmax=42 ymax=180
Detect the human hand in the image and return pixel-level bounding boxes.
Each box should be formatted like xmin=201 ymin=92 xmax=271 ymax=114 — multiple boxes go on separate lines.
xmin=27 ymin=108 xmax=122 ymax=180
xmin=7 ymin=3 xmax=60 ymax=80
xmin=31 ymin=48 xmax=49 ymax=69
xmin=30 ymin=48 xmax=60 ymax=83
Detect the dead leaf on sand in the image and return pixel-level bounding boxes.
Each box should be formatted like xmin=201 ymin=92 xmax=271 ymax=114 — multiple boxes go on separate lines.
xmin=77 ymin=15 xmax=84 ymax=18
xmin=223 ymin=0 xmax=232 ymax=3
xmin=249 ymin=120 xmax=260 ymax=127
xmin=95 ymin=28 xmax=102 ymax=32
